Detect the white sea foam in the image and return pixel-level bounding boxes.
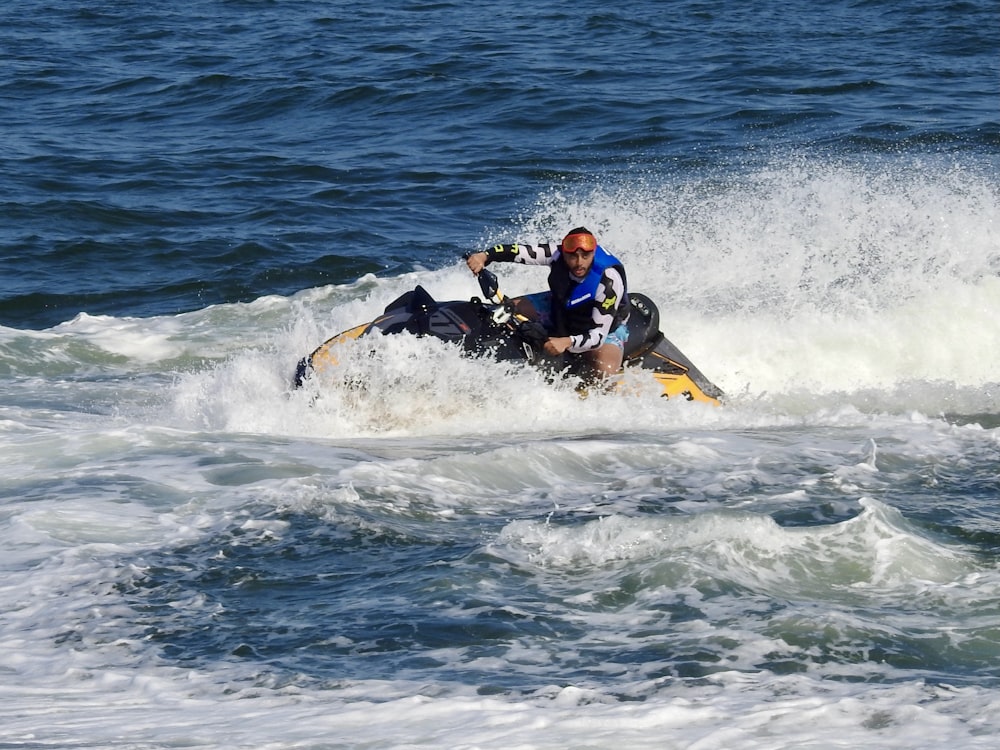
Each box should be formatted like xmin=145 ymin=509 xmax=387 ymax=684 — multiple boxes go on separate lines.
xmin=2 ymin=410 xmax=999 ymax=749
xmin=507 ymin=157 xmax=1000 ymax=409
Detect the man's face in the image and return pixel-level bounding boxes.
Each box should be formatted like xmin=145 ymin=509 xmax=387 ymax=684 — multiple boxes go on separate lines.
xmin=561 ymin=232 xmax=597 ymax=279
xmin=564 ymin=248 xmax=595 ymax=278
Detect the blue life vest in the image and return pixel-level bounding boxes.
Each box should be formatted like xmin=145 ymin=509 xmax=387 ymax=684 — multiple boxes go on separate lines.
xmin=547 ymin=245 xmax=629 ymax=337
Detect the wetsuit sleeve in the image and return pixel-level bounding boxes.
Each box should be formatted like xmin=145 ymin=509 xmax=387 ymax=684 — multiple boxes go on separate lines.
xmin=484 ymin=241 xmax=559 ymax=266
xmin=569 ymin=266 xmax=627 ymax=353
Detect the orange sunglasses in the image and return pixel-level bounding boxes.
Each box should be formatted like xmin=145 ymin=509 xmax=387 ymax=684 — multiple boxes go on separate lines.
xmin=561 ymin=232 xmax=597 ymax=254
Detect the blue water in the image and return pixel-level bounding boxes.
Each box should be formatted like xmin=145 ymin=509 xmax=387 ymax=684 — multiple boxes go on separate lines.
xmin=1 ymin=1 xmax=999 ymax=748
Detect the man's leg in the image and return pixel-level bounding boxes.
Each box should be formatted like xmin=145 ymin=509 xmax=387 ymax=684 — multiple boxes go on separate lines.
xmin=585 ymin=343 xmax=624 ymax=378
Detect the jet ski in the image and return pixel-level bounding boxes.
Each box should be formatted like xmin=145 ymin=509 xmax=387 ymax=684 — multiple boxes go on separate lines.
xmin=294 ymin=269 xmax=723 ymax=404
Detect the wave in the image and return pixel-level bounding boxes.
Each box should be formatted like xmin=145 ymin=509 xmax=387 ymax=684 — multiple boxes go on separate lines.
xmin=3 ymin=155 xmax=998 ymax=425
xmin=506 ymin=154 xmax=1000 ymax=409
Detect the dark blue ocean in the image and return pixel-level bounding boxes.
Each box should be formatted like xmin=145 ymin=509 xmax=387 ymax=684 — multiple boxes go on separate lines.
xmin=2 ymin=1 xmax=999 ymax=747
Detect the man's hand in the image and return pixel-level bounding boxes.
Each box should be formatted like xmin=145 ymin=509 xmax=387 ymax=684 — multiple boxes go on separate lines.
xmin=543 ymin=337 xmax=572 ymax=356
xmin=466 ymin=251 xmax=489 ymax=275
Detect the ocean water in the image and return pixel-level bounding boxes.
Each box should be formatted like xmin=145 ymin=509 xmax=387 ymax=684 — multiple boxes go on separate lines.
xmin=2 ymin=0 xmax=999 ymax=747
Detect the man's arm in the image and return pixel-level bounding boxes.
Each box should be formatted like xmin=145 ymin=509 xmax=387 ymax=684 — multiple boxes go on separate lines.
xmin=486 ymin=241 xmax=559 ymax=265
xmin=467 ymin=241 xmax=558 ymax=274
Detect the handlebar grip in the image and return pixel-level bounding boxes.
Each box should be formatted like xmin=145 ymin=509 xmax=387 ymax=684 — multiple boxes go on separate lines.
xmin=478 ymin=268 xmax=500 ymax=299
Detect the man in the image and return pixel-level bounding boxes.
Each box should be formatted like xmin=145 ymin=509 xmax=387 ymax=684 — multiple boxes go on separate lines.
xmin=465 ymin=226 xmax=630 ymax=380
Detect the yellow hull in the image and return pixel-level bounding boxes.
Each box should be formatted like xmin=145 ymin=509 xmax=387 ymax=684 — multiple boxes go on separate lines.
xmin=306 ymin=322 xmax=372 ymax=375
xmin=647 ymin=371 xmax=722 ymax=405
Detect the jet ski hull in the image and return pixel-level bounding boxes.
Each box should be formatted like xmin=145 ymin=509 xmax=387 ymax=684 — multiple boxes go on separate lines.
xmin=296 ymin=285 xmax=723 ymax=405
